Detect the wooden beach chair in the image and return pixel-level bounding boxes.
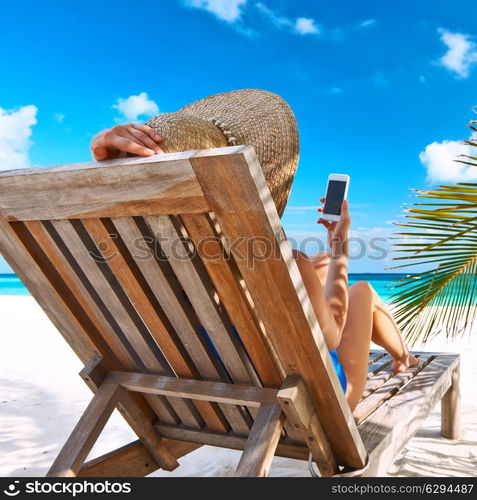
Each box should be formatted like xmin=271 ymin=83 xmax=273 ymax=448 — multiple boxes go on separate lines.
xmin=0 ymin=146 xmax=461 ymax=477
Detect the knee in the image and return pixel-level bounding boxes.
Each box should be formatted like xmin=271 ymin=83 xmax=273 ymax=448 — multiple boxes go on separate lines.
xmin=349 ymin=280 xmax=374 ymax=297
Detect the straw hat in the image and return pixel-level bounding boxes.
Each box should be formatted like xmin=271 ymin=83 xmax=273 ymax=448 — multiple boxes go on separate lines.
xmin=145 ymin=89 xmax=299 ymax=217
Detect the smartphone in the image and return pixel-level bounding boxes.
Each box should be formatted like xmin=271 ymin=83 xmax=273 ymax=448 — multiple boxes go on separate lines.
xmin=322 ymin=174 xmax=350 ymax=221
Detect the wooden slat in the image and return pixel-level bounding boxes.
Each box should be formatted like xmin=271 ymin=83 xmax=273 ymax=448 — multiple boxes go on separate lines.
xmin=368 ymin=350 xmax=387 ymax=365
xmin=0 ymin=218 xmax=96 ymax=363
xmin=359 ymin=354 xmax=460 ymax=477
xmin=145 ymin=214 xmax=259 ymax=387
xmin=24 ymin=220 xmax=135 ymax=370
xmin=0 ymin=152 xmax=209 ymax=220
xmin=78 ymin=439 xmax=201 ymax=477
xmin=111 ymin=215 xmax=251 ymax=434
xmin=82 ymin=217 xmax=212 ymax=430
xmin=361 ymin=366 xmax=394 ymax=401
xmin=47 ymin=383 xmax=122 ymax=477
xmin=235 ymin=403 xmax=285 ymax=477
xmin=181 ymin=213 xmax=284 ymax=387
xmin=277 ymin=376 xmax=337 ymax=476
xmin=144 ymin=213 xmax=258 ymax=429
xmin=189 ymin=146 xmax=368 ymax=469
xmin=367 ymin=355 xmax=392 ymax=378
xmin=361 ymin=353 xmax=422 ymax=401
xmin=10 ymin=219 xmax=129 ymax=372
xmin=155 ymin=424 xmax=309 ymax=461
xmin=354 ymin=355 xmax=434 ymax=425
xmin=50 ymin=219 xmax=180 ymax=425
xmin=180 ymin=213 xmax=302 ymax=442
xmin=106 ymin=371 xmax=278 ymax=406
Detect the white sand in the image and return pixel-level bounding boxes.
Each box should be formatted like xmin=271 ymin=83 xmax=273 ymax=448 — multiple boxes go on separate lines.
xmin=0 ymin=295 xmax=476 ymax=477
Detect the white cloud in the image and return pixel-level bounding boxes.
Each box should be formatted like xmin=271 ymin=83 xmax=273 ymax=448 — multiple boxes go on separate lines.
xmin=419 ymin=139 xmax=477 ymax=183
xmin=0 ymin=105 xmax=38 ymax=171
xmin=255 ymin=2 xmax=291 ymax=28
xmin=256 ymin=3 xmax=320 ymax=36
xmin=187 ymin=0 xmax=247 ymax=22
xmin=438 ymin=29 xmax=477 ymax=78
xmin=357 ymin=18 xmax=377 ymax=29
xmin=53 ymin=112 xmax=64 ymax=123
xmin=294 ymin=17 xmax=320 ymax=35
xmin=113 ymin=92 xmax=159 ymax=122
xmin=187 ymin=1 xmax=321 ymax=37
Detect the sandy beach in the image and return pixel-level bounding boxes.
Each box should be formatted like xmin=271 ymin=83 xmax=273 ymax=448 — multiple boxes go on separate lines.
xmin=1 ymin=295 xmax=476 ymax=477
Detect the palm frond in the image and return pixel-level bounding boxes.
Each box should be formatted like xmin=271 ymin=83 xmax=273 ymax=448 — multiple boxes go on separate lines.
xmin=389 ymin=113 xmax=477 ymax=346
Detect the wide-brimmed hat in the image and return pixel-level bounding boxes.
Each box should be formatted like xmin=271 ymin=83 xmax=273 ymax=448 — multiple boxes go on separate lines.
xmin=145 ymin=89 xmax=299 ymax=218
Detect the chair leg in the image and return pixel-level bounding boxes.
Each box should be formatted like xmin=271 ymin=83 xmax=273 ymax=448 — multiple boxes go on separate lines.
xmin=441 ymin=363 xmax=461 ymax=440
xmin=234 ymin=402 xmax=285 ymax=477
xmin=47 ymin=382 xmax=121 ymax=477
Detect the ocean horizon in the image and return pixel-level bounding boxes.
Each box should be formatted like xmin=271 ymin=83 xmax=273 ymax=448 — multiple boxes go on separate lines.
xmin=0 ymin=272 xmax=410 ymax=301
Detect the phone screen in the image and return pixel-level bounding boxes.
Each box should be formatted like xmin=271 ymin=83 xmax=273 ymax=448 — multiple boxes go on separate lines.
xmin=323 ymin=180 xmax=347 ymax=215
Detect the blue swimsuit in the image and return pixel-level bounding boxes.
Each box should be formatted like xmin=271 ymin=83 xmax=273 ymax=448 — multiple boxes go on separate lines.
xmin=329 ymin=349 xmax=347 ymax=392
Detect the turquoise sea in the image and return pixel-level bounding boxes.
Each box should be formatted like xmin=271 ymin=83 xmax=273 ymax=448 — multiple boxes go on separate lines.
xmin=0 ymin=273 xmax=406 ymax=300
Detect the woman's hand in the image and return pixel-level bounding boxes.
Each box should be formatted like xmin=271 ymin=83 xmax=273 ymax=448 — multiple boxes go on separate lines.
xmin=317 ymin=198 xmax=351 ymax=250
xmin=90 ymin=123 xmax=164 ymax=161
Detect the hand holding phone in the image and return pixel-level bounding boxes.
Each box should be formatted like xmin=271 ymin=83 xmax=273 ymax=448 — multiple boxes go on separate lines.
xmin=318 ymin=198 xmax=351 ymax=252
xmin=318 ymin=174 xmax=351 ymax=251
xmin=321 ymin=174 xmax=350 ymax=221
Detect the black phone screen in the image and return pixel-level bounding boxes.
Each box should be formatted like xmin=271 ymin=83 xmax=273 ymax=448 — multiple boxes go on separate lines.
xmin=323 ymin=180 xmax=347 ymax=215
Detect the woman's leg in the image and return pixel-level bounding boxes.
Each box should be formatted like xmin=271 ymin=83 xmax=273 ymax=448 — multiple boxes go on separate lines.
xmin=370 ymin=290 xmax=418 ymax=373
xmin=296 ymin=252 xmax=418 ymax=410
xmin=337 ymin=281 xmax=419 ymax=411
xmin=336 ymin=281 xmax=374 ymax=411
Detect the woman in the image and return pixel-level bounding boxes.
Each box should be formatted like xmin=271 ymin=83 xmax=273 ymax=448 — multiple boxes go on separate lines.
xmin=292 ymin=200 xmax=418 ymax=410
xmin=90 ymin=89 xmax=418 ymax=412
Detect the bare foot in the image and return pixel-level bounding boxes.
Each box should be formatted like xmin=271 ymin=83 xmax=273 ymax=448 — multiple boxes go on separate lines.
xmin=392 ymin=353 xmax=419 ymax=373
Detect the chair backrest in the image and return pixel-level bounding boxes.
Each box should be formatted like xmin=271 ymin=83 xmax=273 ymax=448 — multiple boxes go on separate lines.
xmin=0 ymin=145 xmax=367 ymax=468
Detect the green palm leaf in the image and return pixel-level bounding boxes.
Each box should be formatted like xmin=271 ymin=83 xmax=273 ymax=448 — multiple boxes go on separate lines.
xmin=389 ymin=112 xmax=477 ymax=346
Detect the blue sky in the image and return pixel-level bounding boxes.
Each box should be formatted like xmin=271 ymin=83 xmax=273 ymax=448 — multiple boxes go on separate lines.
xmin=1 ymin=0 xmax=477 ymax=273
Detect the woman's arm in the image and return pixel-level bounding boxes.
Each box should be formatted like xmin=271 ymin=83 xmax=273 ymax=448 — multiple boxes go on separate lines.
xmin=90 ymin=123 xmax=164 ymax=160
xmin=319 ymin=199 xmax=351 ymax=347
xmin=324 ymin=228 xmax=349 ymax=337
xmin=293 ymin=199 xmax=350 ymax=350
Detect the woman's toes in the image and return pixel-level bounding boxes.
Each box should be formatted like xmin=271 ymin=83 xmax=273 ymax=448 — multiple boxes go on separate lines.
xmin=392 ymin=353 xmax=419 ymax=373
xmin=391 ymin=359 xmax=407 ymax=373
xmin=408 ymin=354 xmax=419 ymax=368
